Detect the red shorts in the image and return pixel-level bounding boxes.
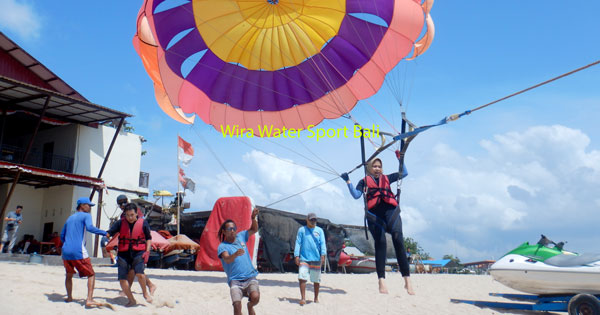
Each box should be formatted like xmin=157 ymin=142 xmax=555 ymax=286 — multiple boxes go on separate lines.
xmin=63 ymin=258 xmax=95 ymax=278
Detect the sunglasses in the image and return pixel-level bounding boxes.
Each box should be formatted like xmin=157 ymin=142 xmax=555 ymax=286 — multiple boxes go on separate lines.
xmin=225 ymin=227 xmax=237 ymax=232
xmin=309 ymin=218 xmax=317 ymax=222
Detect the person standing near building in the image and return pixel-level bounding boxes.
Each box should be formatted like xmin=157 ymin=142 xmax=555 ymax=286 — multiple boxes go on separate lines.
xmin=294 ymin=212 xmax=327 ymax=305
xmin=60 ymin=197 xmax=107 ymax=307
xmin=218 ymin=207 xmax=260 ymax=315
xmin=1 ymin=205 xmax=23 ymax=253
xmin=113 ymin=194 xmax=156 ymax=296
xmin=107 ymin=203 xmax=153 ymax=306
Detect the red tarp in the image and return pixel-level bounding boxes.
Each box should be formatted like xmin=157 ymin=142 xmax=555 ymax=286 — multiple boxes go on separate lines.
xmin=195 ymin=196 xmax=256 ymax=271
xmin=106 ymin=230 xmax=170 ymax=252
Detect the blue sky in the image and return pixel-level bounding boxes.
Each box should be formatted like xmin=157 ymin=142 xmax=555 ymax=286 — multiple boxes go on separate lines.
xmin=1 ymin=0 xmax=599 ymax=262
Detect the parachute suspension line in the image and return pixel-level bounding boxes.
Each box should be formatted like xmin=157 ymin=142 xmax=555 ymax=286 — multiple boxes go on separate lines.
xmin=295 ymin=137 xmax=339 ymax=176
xmin=232 ymin=137 xmax=338 ymax=175
xmin=470 ymin=59 xmax=600 ymax=114
xmin=261 ymin=137 xmax=338 ymax=175
xmin=327 ymin=5 xmax=400 ymax=135
xmin=190 ymin=125 xmax=247 ymax=197
xmin=263 ymin=176 xmax=339 ymax=208
xmin=396 ymin=116 xmax=408 ymax=203
xmin=284 ymin=24 xmax=362 ymax=128
xmin=359 ymin=127 xmax=370 ymax=240
xmin=161 ymin=15 xmax=352 ymax=120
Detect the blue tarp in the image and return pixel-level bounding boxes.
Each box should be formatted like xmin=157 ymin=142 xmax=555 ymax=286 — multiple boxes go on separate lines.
xmin=421 ymin=259 xmax=452 ymax=267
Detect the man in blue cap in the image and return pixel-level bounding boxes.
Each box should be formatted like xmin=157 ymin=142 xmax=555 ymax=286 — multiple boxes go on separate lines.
xmin=60 ymin=197 xmax=107 ymax=307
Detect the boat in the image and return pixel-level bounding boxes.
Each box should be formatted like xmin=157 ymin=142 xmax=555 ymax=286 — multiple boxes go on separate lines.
xmin=342 ymin=246 xmax=376 ymax=274
xmin=346 ymin=256 xmax=377 ymax=274
xmin=489 ymin=235 xmax=600 ymax=294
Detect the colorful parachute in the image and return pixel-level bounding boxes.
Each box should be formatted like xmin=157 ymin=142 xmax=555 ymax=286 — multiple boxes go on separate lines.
xmin=134 ymin=0 xmax=434 ymax=132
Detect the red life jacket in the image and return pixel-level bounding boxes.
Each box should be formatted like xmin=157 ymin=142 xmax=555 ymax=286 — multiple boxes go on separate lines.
xmin=117 ymin=218 xmax=146 ymax=252
xmin=365 ymin=174 xmax=398 ymax=210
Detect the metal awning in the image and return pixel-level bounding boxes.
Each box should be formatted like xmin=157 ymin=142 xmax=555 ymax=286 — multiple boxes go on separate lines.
xmin=0 ymin=31 xmax=87 ymax=101
xmin=0 ymin=75 xmax=130 ymax=125
xmin=0 ymin=161 xmax=104 ymax=189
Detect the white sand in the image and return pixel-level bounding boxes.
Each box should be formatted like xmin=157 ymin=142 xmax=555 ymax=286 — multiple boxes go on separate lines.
xmin=0 ymin=261 xmax=555 ymax=314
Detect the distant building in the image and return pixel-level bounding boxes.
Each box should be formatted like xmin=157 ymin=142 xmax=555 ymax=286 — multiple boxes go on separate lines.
xmin=0 ymin=32 xmax=148 ymax=256
xmin=462 ymin=260 xmax=496 ymax=274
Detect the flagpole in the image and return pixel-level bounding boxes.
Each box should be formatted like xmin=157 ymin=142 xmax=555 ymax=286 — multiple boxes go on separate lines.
xmin=177 ymin=133 xmax=181 ymax=235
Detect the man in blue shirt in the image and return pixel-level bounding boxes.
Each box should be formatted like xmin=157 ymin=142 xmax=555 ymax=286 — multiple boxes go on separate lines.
xmin=218 ymin=207 xmax=260 ymax=315
xmin=294 ymin=212 xmax=327 ymax=305
xmin=1 ymin=205 xmax=23 ymax=253
xmin=60 ymin=197 xmax=107 ymax=307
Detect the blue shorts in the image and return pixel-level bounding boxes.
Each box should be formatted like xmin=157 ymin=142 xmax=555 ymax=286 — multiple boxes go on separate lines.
xmin=298 ymin=261 xmax=321 ymax=283
xmin=117 ymin=252 xmax=145 ymax=280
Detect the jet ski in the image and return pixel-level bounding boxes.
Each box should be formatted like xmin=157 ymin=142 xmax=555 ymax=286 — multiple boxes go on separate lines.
xmin=489 ymin=235 xmax=600 ymax=295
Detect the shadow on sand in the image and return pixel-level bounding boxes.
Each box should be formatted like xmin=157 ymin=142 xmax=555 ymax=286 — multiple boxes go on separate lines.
xmin=93 ymin=271 xmax=226 ymax=284
xmin=92 ymin=272 xmax=346 ymax=294
xmin=278 ymin=297 xmax=316 ymax=305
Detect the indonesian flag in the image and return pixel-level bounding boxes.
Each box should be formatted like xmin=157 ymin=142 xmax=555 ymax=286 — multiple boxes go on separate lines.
xmin=178 ymin=168 xmax=196 ymax=193
xmin=178 ymin=136 xmax=194 ymax=166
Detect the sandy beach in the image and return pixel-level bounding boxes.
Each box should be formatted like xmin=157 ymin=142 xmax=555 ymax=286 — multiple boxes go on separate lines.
xmin=0 ymin=261 xmax=556 ymax=315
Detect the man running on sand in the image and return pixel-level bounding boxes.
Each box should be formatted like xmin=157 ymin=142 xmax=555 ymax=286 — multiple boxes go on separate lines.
xmin=60 ymin=197 xmax=107 ymax=307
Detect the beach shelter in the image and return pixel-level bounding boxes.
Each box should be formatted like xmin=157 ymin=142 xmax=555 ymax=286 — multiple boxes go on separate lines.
xmin=195 ymin=196 xmax=258 ymax=271
xmin=166 ymin=234 xmax=200 ymax=253
xmin=106 ymin=230 xmax=170 ymax=252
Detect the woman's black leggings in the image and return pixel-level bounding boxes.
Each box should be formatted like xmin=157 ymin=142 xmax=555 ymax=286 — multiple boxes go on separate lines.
xmin=367 ymin=208 xmax=410 ymax=278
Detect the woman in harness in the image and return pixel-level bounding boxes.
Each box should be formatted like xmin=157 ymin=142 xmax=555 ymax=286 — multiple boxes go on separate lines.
xmin=342 ymin=158 xmax=414 ymax=295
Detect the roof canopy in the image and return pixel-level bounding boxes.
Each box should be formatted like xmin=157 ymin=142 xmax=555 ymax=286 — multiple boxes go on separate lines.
xmin=0 ymin=75 xmax=130 ymax=125
xmin=0 ymin=161 xmax=104 ymax=189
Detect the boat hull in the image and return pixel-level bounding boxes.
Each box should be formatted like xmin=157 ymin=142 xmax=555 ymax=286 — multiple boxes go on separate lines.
xmin=490 ymin=254 xmax=600 ymax=294
xmin=346 ymin=257 xmax=376 ymax=274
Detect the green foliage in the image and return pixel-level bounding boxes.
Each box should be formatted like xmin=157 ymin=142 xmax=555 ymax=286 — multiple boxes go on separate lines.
xmin=404 ymin=237 xmax=431 ymax=260
xmin=443 ymin=254 xmax=462 ymax=266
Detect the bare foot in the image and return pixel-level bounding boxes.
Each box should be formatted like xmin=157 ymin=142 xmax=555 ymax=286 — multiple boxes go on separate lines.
xmin=314 ymin=298 xmax=319 ymax=303
xmin=378 ymin=279 xmax=389 ymax=294
xmin=85 ymin=300 xmax=102 ymax=308
xmin=149 ymin=283 xmax=157 ymax=296
xmin=144 ymin=293 xmax=153 ymax=303
xmin=64 ymin=297 xmax=73 ymax=303
xmin=247 ymin=302 xmax=256 ymax=315
xmin=405 ymin=283 xmax=415 ymax=295
xmin=125 ymin=299 xmax=137 ymax=307
xmin=299 ymin=299 xmax=306 ymax=305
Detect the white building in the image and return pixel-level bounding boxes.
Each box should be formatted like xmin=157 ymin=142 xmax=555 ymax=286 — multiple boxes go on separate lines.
xmin=0 ymin=32 xmax=148 ymax=256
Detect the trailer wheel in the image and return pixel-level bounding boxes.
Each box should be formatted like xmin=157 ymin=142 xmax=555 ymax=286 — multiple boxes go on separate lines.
xmin=568 ymin=294 xmax=600 ymax=315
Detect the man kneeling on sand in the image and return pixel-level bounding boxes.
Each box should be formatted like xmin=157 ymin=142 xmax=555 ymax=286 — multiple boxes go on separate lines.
xmin=107 ymin=203 xmax=153 ymax=306
xmin=218 ymin=207 xmax=260 ymax=315
xmin=60 ymin=197 xmax=107 ymax=307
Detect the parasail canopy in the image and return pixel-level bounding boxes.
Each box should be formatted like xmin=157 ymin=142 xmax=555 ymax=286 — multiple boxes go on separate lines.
xmin=134 ymin=0 xmax=434 ymax=134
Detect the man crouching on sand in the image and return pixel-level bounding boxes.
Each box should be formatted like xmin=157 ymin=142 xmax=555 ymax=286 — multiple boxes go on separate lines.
xmin=107 ymin=203 xmax=153 ymax=306
xmin=218 ymin=207 xmax=260 ymax=315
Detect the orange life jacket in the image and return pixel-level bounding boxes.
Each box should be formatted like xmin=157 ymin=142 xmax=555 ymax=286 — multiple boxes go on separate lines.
xmin=117 ymin=218 xmax=146 ymax=252
xmin=365 ymin=174 xmax=398 ymax=210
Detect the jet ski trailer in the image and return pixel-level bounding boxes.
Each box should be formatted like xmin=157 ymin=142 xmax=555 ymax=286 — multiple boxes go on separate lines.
xmin=451 ymin=292 xmax=600 ymax=314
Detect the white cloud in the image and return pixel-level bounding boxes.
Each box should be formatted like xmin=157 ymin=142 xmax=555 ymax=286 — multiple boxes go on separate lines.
xmin=0 ymin=0 xmax=42 ymax=39
xmin=177 ymin=125 xmax=599 ymax=262
xmin=402 ymin=125 xmax=600 ymax=261
xmin=183 ymin=150 xmax=364 ymax=223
